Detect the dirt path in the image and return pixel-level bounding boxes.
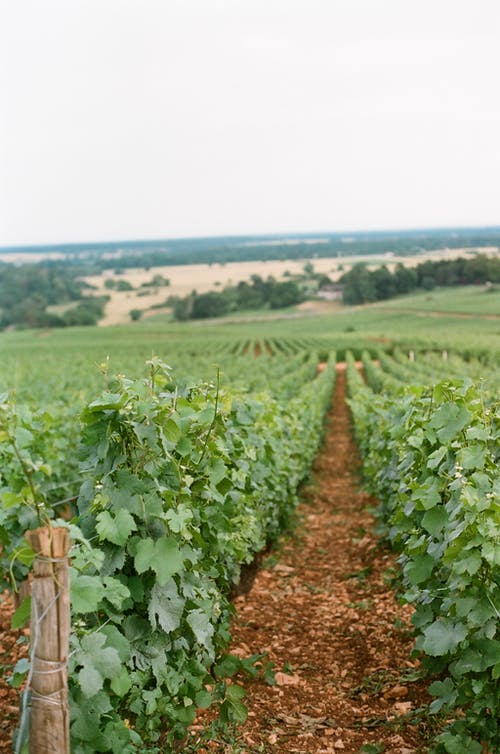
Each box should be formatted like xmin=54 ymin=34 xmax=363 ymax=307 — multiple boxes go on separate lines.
xmin=198 ymin=370 xmax=431 ymax=754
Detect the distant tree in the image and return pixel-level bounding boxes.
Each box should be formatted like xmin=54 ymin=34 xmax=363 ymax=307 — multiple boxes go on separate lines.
xmin=317 ymin=274 xmax=333 ymax=289
xmin=62 ymin=296 xmax=109 ymax=327
xmin=236 ymin=281 xmax=265 ymax=309
xmin=141 ymin=274 xmax=170 ymax=288
xmin=372 ymin=266 xmax=396 ymax=300
xmin=421 ymin=275 xmax=436 ymax=291
xmin=393 ymin=263 xmax=417 ymax=294
xmin=191 ymin=292 xmax=229 ymax=319
xmin=340 ymin=264 xmax=377 ymax=304
xmin=172 ymin=297 xmax=192 ymax=321
xmin=269 ymin=281 xmax=302 ymax=309
xmin=130 ymin=309 xmax=143 ymax=321
xmin=303 ymin=261 xmax=315 ymax=276
xmin=115 ymin=279 xmax=134 ymax=292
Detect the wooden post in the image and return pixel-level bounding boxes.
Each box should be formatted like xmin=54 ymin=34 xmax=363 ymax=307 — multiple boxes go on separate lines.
xmin=25 ymin=526 xmax=70 ymax=754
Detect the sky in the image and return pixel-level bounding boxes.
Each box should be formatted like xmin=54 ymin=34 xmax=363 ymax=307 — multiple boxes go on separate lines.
xmin=1 ymin=0 xmax=499 ymax=246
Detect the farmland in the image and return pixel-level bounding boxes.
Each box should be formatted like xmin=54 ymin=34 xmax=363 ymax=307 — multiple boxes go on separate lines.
xmin=0 ymin=287 xmax=499 ymax=753
xmin=79 ymin=248 xmax=496 ymax=326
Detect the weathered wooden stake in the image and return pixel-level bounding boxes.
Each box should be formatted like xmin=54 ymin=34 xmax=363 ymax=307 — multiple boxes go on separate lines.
xmin=25 ymin=526 xmax=70 ymax=754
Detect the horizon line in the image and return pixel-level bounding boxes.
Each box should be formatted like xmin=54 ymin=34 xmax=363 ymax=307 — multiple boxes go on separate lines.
xmin=1 ymin=223 xmax=500 ymax=252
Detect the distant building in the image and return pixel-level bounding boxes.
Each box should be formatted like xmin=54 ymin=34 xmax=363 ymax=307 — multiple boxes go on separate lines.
xmin=316 ymin=285 xmax=344 ymax=301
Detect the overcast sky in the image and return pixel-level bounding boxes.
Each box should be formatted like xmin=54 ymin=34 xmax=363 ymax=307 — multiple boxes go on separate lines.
xmin=1 ymin=0 xmax=499 ymax=246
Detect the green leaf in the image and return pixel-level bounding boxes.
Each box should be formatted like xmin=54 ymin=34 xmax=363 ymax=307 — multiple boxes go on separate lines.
xmin=429 ymin=402 xmax=470 ymax=442
xmin=195 ymin=689 xmax=212 ymax=708
xmin=11 ymin=543 xmax=35 ymax=567
xmin=132 ymin=420 xmax=157 ymax=445
xmin=148 ymin=580 xmax=185 ymax=633
xmin=466 ymin=425 xmax=489 ymax=441
xmin=209 ymin=458 xmax=227 ymax=485
xmin=1 ymin=491 xmax=22 ymax=510
xmin=134 ymin=538 xmax=155 ymax=574
xmin=405 ymin=553 xmax=435 ymax=585
xmin=214 ymin=654 xmax=242 ymax=678
xmin=174 ymin=704 xmax=196 ymax=725
xmin=412 ymin=479 xmax=441 ymax=509
xmin=14 ymin=426 xmax=33 ymax=448
xmin=99 ymin=625 xmax=131 ymax=662
xmin=11 ymin=596 xmax=31 ymax=629
xmin=110 ymin=667 xmax=132 ymax=697
xmin=421 ymin=619 xmax=467 ymax=656
xmin=163 ymin=459 xmax=181 ymax=491
xmin=87 ymin=393 xmax=124 ymax=411
xmin=165 ymin=504 xmax=193 ymax=534
xmin=459 ymin=444 xmax=486 ymax=470
xmin=76 ymin=632 xmax=122 ymax=698
xmin=427 ymin=446 xmax=447 ymax=470
xmin=176 ymin=436 xmax=192 ymax=457
xmin=71 ymin=574 xmax=106 ymax=613
xmin=79 ymin=664 xmax=104 ymax=697
xmin=10 ymin=658 xmax=29 ymax=688
xmin=481 ymin=541 xmax=500 ymax=567
xmin=151 ymin=537 xmax=184 ymax=585
xmin=454 ymin=639 xmax=500 ymax=673
xmin=186 ymin=608 xmax=214 ymax=648
xmin=164 ymin=417 xmax=181 ymax=444
xmin=226 ymin=684 xmax=245 ymax=702
xmin=428 ymin=677 xmax=458 ymax=712
xmin=103 ymin=576 xmax=131 ymax=608
xmin=437 ymin=732 xmax=482 ymax=754
xmin=452 ymin=550 xmax=482 ymax=576
xmin=80 ymin=632 xmax=118 ymax=668
xmin=421 ymin=506 xmax=448 ymax=536
xmin=96 ymin=509 xmax=137 ymax=546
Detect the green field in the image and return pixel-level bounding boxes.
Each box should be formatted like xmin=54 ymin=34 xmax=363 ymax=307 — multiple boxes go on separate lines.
xmin=1 ymin=288 xmax=500 ymax=405
xmin=371 ymin=284 xmax=500 ymax=316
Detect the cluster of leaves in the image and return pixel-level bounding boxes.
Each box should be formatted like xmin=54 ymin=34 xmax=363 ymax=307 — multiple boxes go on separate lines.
xmin=67 ymin=357 xmax=335 ymax=751
xmin=0 ymin=395 xmax=82 ymax=591
xmin=1 ymin=354 xmax=335 ymax=752
xmin=347 ymin=358 xmax=500 ymax=753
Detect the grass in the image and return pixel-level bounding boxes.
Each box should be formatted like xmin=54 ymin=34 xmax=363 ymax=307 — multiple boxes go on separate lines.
xmin=371 ymin=284 xmax=500 ymax=316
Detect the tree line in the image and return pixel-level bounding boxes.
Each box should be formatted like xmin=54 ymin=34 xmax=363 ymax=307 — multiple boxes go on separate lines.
xmin=4 ymin=227 xmax=500 ymax=270
xmin=172 ymin=275 xmax=303 ymax=320
xmin=340 ymin=254 xmax=500 ymax=305
xmin=0 ymin=263 xmax=107 ymax=329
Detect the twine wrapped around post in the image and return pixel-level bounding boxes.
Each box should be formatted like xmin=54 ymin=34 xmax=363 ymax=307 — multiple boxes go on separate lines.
xmin=25 ymin=526 xmax=70 ymax=754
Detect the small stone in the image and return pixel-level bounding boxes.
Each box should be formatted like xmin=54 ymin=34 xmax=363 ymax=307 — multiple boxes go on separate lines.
xmin=275 ymin=671 xmax=300 ymax=686
xmin=384 ymin=684 xmax=408 ymax=699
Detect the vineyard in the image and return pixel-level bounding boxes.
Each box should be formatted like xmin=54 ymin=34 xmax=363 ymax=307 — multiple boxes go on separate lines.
xmin=0 ymin=310 xmax=499 ymax=753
